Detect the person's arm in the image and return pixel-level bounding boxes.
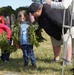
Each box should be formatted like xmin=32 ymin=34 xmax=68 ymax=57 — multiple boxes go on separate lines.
xmin=46 ymin=0 xmax=73 ymax=9
xmin=4 ymin=25 xmax=11 ymax=40
xmin=0 ymin=24 xmax=11 ymax=40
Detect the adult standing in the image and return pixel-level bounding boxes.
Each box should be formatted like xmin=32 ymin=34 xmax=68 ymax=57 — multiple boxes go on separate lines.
xmin=46 ymin=0 xmax=74 ymax=18
xmin=46 ymin=0 xmax=74 ymax=71
xmin=45 ymin=0 xmax=74 ymax=9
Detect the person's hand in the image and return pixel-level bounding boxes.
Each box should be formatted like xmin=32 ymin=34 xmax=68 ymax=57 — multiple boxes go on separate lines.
xmin=29 ymin=13 xmax=35 ymax=23
xmin=45 ymin=0 xmax=52 ymax=5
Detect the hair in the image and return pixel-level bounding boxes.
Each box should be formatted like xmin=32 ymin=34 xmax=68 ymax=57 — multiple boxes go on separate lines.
xmin=17 ymin=10 xmax=30 ymax=24
xmin=29 ymin=3 xmax=43 ymax=14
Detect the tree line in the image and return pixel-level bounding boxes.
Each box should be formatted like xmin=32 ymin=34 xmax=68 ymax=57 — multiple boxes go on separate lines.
xmin=0 ymin=6 xmax=29 ymax=18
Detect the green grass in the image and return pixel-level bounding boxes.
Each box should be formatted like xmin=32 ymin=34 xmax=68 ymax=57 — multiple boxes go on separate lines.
xmin=0 ymin=30 xmax=74 ymax=75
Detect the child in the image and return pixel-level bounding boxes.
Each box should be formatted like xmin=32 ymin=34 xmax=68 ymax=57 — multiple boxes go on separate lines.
xmin=3 ymin=16 xmax=11 ymax=61
xmin=17 ymin=10 xmax=36 ymax=68
xmin=0 ymin=23 xmax=11 ymax=62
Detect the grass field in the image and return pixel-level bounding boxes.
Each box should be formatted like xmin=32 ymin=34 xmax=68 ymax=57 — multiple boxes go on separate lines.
xmin=0 ymin=30 xmax=74 ymax=75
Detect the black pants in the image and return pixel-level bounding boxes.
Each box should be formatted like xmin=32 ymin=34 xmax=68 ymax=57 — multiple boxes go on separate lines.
xmin=1 ymin=40 xmax=11 ymax=61
xmin=1 ymin=51 xmax=10 ymax=61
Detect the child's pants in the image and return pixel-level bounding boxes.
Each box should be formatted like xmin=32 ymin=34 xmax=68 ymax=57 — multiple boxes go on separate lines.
xmin=1 ymin=40 xmax=11 ymax=61
xmin=1 ymin=52 xmax=10 ymax=61
xmin=21 ymin=44 xmax=36 ymax=65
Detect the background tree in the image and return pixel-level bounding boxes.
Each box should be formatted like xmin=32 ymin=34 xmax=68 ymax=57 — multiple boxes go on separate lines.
xmin=0 ymin=6 xmax=14 ymax=16
xmin=0 ymin=6 xmax=29 ymax=19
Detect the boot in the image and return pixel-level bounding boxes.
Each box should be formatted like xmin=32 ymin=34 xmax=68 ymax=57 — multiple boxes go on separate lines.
xmin=1 ymin=53 xmax=6 ymax=62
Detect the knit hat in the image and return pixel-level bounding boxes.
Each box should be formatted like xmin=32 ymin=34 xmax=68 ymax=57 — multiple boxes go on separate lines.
xmin=29 ymin=3 xmax=42 ymax=14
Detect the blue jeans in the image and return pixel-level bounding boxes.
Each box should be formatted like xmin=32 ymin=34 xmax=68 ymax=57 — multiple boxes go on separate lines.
xmin=21 ymin=44 xmax=36 ymax=65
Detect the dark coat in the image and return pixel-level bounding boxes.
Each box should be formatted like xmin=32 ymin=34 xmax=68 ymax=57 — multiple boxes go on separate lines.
xmin=38 ymin=4 xmax=73 ymax=40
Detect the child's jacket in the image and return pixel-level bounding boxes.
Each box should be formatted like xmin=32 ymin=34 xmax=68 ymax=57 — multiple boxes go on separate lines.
xmin=0 ymin=23 xmax=11 ymax=40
